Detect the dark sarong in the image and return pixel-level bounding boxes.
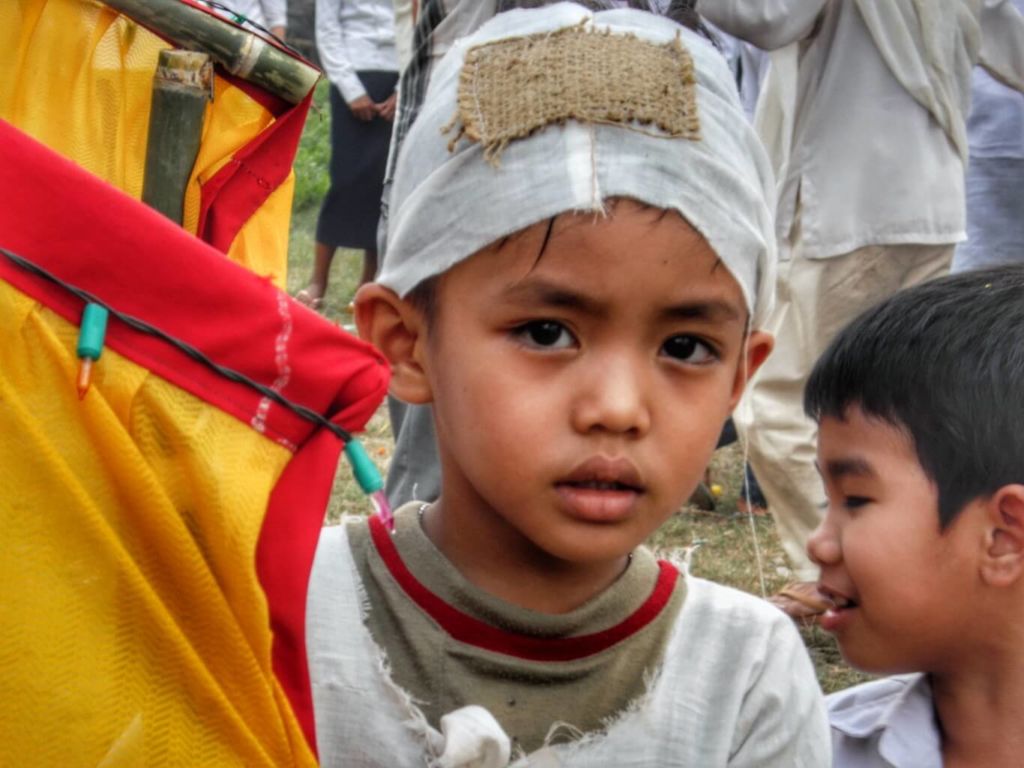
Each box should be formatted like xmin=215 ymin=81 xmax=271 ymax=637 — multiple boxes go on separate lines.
xmin=316 ymin=70 xmax=399 ymax=251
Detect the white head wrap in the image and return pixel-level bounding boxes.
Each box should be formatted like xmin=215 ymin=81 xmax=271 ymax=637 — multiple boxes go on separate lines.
xmin=379 ymin=3 xmax=777 ymax=326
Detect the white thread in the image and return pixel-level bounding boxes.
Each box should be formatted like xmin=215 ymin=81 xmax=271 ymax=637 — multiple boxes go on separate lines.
xmin=740 ymin=318 xmax=768 ymax=598
xmin=251 ymin=291 xmax=294 ymax=438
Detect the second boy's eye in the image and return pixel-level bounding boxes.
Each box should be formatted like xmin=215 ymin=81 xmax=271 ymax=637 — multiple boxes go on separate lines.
xmin=514 ymin=320 xmax=575 ymax=350
xmin=662 ymin=335 xmax=716 ymax=364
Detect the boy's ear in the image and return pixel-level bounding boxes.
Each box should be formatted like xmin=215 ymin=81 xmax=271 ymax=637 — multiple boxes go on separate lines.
xmin=729 ymin=330 xmax=773 ymax=408
xmin=980 ymin=485 xmax=1024 ymax=588
xmin=353 ymin=283 xmax=433 ymax=405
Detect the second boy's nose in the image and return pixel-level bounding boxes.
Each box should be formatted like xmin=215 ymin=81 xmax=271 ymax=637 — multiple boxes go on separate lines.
xmin=806 ymin=515 xmax=841 ymax=567
xmin=569 ymin=354 xmax=651 ymax=437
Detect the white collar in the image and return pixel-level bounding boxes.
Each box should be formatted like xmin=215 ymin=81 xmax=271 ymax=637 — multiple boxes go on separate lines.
xmin=828 ymin=674 xmax=942 ymax=766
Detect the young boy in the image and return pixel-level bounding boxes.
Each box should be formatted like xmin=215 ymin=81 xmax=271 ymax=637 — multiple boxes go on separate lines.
xmin=804 ymin=265 xmax=1024 ymax=766
xmin=306 ymin=6 xmax=830 ymax=765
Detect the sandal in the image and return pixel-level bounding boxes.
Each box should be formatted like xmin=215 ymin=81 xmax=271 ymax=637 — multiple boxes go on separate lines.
xmin=768 ymin=581 xmax=833 ymax=622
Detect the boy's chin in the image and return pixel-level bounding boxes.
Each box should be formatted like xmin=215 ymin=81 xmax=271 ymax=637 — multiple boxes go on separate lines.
xmin=531 ymin=525 xmax=647 ymax=569
xmin=835 ymin=641 xmax=918 ymax=679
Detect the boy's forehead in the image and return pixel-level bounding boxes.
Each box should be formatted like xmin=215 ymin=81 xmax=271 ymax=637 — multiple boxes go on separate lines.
xmin=442 ymin=202 xmax=749 ymax=321
xmin=379 ymin=5 xmax=777 ymax=327
xmin=818 ymin=410 xmax=919 ymax=472
xmin=488 ymin=201 xmax=707 ymax=250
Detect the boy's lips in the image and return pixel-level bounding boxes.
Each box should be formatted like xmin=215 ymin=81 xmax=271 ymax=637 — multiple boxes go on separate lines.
xmin=817 ymin=583 xmax=858 ymax=632
xmin=555 ymin=456 xmax=645 ymax=522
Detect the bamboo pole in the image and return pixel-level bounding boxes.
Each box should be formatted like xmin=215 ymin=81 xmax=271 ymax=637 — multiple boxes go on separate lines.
xmin=101 ymin=0 xmax=320 ymax=105
xmin=141 ymin=50 xmax=212 ymax=224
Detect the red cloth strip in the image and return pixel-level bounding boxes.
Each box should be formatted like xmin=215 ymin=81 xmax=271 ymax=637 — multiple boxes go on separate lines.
xmin=0 ymin=120 xmax=387 ymax=448
xmin=368 ymin=515 xmax=680 ymax=662
xmin=196 ymin=86 xmax=315 ymax=255
xmin=0 ymin=120 xmax=390 ymax=756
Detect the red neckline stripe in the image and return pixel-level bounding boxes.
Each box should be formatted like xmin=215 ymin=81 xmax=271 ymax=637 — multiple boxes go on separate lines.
xmin=368 ymin=515 xmax=679 ymax=662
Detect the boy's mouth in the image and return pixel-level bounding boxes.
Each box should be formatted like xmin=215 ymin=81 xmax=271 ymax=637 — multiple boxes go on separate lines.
xmin=561 ymin=479 xmax=640 ymax=492
xmin=818 ymin=585 xmax=856 ymax=611
xmin=817 ymin=584 xmax=858 ymax=631
xmin=557 ymin=456 xmax=644 ymax=492
xmin=555 ymin=457 xmax=645 ymax=522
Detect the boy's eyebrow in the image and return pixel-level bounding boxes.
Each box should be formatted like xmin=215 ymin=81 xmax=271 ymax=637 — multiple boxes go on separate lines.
xmin=501 ymin=279 xmax=744 ymax=322
xmin=502 ymin=280 xmax=601 ymax=315
xmin=658 ymin=301 xmax=742 ymax=323
xmin=819 ymin=457 xmax=876 ymax=481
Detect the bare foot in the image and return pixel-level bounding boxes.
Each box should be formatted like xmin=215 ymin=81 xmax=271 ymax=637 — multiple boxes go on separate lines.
xmin=768 ymin=582 xmax=833 ymax=623
xmin=295 ymin=287 xmax=323 ymax=310
xmin=736 ymin=496 xmax=768 ymax=516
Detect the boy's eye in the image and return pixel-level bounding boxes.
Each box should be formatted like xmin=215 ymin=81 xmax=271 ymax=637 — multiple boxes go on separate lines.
xmin=661 ymin=335 xmax=716 ymax=364
xmin=843 ymin=496 xmax=872 ymax=510
xmin=514 ymin=320 xmax=575 ymax=350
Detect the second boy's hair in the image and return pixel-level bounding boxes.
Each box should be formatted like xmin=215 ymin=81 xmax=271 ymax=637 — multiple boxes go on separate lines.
xmin=804 ymin=265 xmax=1024 ymax=528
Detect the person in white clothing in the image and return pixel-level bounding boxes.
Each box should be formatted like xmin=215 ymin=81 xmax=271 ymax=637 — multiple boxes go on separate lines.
xmin=700 ymin=0 xmax=1024 ymax=586
xmin=801 ymin=266 xmax=1024 ymax=767
xmin=206 ymin=0 xmax=288 ymax=38
xmin=306 ymin=6 xmax=830 ymax=765
xmin=391 ymin=0 xmax=416 ymax=73
xmin=296 ymin=0 xmax=398 ymax=309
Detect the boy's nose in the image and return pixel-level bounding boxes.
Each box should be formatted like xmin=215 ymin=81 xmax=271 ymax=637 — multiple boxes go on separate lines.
xmin=806 ymin=516 xmax=841 ymax=567
xmin=569 ymin=356 xmax=651 ymax=436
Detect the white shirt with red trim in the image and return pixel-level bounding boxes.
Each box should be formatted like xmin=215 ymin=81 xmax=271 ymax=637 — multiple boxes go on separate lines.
xmin=305 ymin=520 xmax=829 ymax=766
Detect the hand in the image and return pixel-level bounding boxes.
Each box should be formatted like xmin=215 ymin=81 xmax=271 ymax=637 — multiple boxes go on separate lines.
xmin=349 ymin=95 xmax=376 ymax=121
xmin=269 ymin=25 xmax=286 ymax=40
xmin=376 ymin=93 xmax=398 ymax=122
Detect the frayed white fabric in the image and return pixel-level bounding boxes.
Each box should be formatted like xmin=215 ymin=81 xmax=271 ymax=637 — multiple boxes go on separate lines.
xmin=430 ymin=707 xmax=512 ymax=768
xmin=306 ymin=522 xmax=437 ymax=766
xmin=306 ymin=524 xmax=831 ymax=766
xmin=853 ymin=0 xmax=981 ymax=160
xmin=377 ymin=4 xmax=777 ymax=327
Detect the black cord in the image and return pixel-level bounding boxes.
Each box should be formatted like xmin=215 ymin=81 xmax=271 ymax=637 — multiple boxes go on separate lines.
xmin=1 ymin=246 xmax=353 ymax=443
xmin=197 ymin=0 xmax=300 ymax=56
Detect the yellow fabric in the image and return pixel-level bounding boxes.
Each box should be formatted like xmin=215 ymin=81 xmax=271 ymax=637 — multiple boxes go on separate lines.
xmin=0 ymin=282 xmax=317 ymax=765
xmin=0 ymin=0 xmax=293 ymax=287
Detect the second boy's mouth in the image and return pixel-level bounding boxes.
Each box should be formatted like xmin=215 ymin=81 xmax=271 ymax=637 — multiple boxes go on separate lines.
xmin=818 ymin=585 xmax=856 ymax=610
xmin=817 ymin=584 xmax=858 ymax=631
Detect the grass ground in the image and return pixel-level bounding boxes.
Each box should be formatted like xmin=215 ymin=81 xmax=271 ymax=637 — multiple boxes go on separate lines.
xmin=286 ymin=81 xmax=871 ymax=695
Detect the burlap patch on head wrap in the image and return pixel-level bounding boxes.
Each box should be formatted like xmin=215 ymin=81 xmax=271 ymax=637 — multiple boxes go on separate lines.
xmin=445 ymin=22 xmax=701 ymax=163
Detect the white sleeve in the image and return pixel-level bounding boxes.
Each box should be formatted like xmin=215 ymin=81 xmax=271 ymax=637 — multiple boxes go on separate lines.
xmin=728 ymin=614 xmax=832 ymax=767
xmin=699 ymin=0 xmax=827 ymax=51
xmin=261 ymin=0 xmax=288 ymax=29
xmin=978 ymin=0 xmax=1024 ymax=93
xmin=316 ymin=0 xmax=368 ymax=103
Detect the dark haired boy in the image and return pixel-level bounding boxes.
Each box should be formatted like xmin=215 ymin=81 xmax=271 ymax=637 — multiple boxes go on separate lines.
xmin=804 ymin=265 xmax=1024 ymax=766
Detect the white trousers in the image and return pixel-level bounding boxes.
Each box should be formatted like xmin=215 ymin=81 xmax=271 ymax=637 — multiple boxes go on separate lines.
xmin=736 ymin=240 xmax=954 ymax=579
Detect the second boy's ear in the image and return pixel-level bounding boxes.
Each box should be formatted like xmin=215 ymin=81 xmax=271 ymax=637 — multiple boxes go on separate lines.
xmin=353 ymin=283 xmax=433 ymax=405
xmin=980 ymin=485 xmax=1024 ymax=588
